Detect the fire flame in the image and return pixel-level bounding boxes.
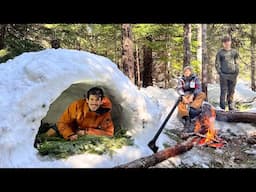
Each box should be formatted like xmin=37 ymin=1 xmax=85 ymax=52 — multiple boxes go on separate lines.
xmin=193 ymin=106 xmax=224 ymax=148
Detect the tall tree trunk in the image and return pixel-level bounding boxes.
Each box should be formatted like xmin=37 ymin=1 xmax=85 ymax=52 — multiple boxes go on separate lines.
xmin=227 ymin=24 xmax=233 ymax=37
xmin=143 ymin=36 xmax=153 ymax=87
xmin=197 ymin=24 xmax=202 ymax=76
xmin=167 ymin=53 xmax=171 ymax=81
xmin=152 ymin=51 xmax=165 ymax=88
xmin=183 ymin=24 xmax=191 ymax=68
xmin=206 ymin=47 xmax=215 ymax=84
xmin=0 ymin=24 xmax=7 ymax=49
xmin=202 ymin=24 xmax=208 ymax=100
xmin=164 ymin=58 xmax=168 ymax=88
xmin=114 ymin=28 xmax=118 ymax=65
xmin=165 ymin=52 xmax=171 ymax=88
xmin=165 ymin=33 xmax=171 ymax=88
xmin=134 ymin=43 xmax=141 ymax=88
xmin=251 ymin=24 xmax=256 ymax=91
xmin=121 ymin=24 xmax=135 ymax=83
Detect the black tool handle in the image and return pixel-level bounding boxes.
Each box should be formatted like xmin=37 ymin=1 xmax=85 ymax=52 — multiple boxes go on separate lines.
xmin=150 ymin=96 xmax=182 ymax=143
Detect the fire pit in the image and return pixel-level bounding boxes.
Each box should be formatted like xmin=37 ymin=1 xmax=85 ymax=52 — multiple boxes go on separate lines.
xmin=185 ymin=103 xmax=226 ymax=148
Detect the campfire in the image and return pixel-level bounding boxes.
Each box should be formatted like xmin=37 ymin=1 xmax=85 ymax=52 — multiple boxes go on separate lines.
xmin=192 ymin=103 xmax=225 ymax=148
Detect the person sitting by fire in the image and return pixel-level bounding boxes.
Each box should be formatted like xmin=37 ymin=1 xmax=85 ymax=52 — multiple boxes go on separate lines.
xmin=46 ymin=87 xmax=114 ymax=141
xmin=176 ymin=66 xmax=206 ymax=133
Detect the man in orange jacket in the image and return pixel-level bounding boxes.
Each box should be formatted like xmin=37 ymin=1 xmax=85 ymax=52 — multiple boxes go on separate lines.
xmin=46 ymin=87 xmax=114 ymax=141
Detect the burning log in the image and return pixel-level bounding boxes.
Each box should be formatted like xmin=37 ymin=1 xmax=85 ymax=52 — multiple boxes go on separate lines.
xmin=194 ymin=132 xmax=226 ymax=144
xmin=114 ymin=137 xmax=195 ymax=168
xmin=183 ymin=132 xmax=226 ymax=144
xmin=188 ymin=103 xmax=226 ymax=148
xmin=215 ymin=110 xmax=256 ymax=123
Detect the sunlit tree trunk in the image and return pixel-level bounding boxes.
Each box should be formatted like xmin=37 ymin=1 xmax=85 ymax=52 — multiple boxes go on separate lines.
xmin=164 ymin=33 xmax=171 ymax=88
xmin=202 ymin=24 xmax=208 ymax=100
xmin=197 ymin=24 xmax=202 ymax=76
xmin=183 ymin=24 xmax=191 ymax=68
xmin=134 ymin=43 xmax=141 ymax=88
xmin=0 ymin=24 xmax=7 ymax=49
xmin=121 ymin=24 xmax=135 ymax=83
xmin=251 ymin=24 xmax=256 ymax=91
xmin=143 ymin=36 xmax=153 ymax=87
xmin=114 ymin=28 xmax=118 ymax=66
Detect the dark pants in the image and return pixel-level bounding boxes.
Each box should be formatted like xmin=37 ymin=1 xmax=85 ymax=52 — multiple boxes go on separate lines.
xmin=219 ymin=76 xmax=237 ymax=109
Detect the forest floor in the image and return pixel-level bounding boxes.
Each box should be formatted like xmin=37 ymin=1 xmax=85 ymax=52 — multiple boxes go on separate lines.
xmin=152 ymin=121 xmax=256 ymax=168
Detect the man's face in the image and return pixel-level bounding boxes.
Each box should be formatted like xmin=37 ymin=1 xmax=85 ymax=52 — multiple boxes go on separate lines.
xmin=86 ymin=95 xmax=102 ymax=111
xmin=184 ymin=69 xmax=192 ymax=77
xmin=223 ymin=40 xmax=231 ymax=50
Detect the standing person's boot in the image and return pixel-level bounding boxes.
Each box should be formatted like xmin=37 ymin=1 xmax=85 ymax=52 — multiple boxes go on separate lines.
xmin=220 ymin=100 xmax=226 ymax=110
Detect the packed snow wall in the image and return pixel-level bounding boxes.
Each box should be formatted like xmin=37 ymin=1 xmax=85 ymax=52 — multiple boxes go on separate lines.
xmin=0 ymin=49 xmax=161 ymax=167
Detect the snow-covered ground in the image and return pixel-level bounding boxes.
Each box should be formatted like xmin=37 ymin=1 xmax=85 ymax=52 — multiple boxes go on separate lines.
xmin=0 ymin=49 xmax=255 ymax=168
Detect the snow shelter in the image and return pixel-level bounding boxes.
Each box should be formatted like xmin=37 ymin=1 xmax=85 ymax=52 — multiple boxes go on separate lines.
xmin=41 ymin=83 xmax=123 ymax=134
xmin=0 ymin=49 xmax=152 ymax=167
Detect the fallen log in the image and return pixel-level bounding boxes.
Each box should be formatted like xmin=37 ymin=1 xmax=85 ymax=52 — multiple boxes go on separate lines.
xmin=215 ymin=110 xmax=256 ymax=123
xmin=114 ymin=137 xmax=195 ymax=168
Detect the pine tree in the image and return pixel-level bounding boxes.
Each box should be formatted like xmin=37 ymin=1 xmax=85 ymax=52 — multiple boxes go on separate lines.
xmin=0 ymin=24 xmax=6 ymax=49
xmin=251 ymin=24 xmax=256 ymax=91
xmin=143 ymin=36 xmax=153 ymax=87
xmin=197 ymin=24 xmax=202 ymax=76
xmin=202 ymin=24 xmax=208 ymax=100
xmin=121 ymin=24 xmax=135 ymax=83
xmin=183 ymin=24 xmax=191 ymax=68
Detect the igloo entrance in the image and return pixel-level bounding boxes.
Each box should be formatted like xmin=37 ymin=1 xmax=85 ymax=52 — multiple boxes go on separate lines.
xmin=37 ymin=82 xmax=124 ymax=139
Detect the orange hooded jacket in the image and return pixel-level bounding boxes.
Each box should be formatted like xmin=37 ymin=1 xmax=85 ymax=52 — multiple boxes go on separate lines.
xmin=57 ymin=97 xmax=114 ymax=140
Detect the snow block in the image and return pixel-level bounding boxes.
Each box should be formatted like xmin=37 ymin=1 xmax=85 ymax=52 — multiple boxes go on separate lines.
xmin=0 ymin=49 xmax=165 ymax=167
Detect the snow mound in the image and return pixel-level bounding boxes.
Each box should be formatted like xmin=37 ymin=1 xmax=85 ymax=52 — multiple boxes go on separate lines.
xmin=0 ymin=49 xmax=173 ymax=168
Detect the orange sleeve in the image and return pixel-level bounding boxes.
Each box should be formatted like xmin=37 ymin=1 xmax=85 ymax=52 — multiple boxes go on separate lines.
xmin=57 ymin=101 xmax=78 ymax=140
xmin=86 ymin=112 xmax=114 ymax=137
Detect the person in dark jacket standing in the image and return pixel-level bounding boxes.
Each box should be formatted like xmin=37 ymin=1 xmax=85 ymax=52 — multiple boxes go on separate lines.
xmin=176 ymin=66 xmax=206 ymax=133
xmin=215 ymin=35 xmax=239 ymax=111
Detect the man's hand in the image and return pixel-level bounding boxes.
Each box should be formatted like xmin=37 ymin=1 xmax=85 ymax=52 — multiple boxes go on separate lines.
xmin=182 ymin=95 xmax=194 ymax=104
xmin=69 ymin=134 xmax=78 ymax=141
xmin=77 ymin=130 xmax=85 ymax=136
xmin=182 ymin=96 xmax=189 ymax=104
